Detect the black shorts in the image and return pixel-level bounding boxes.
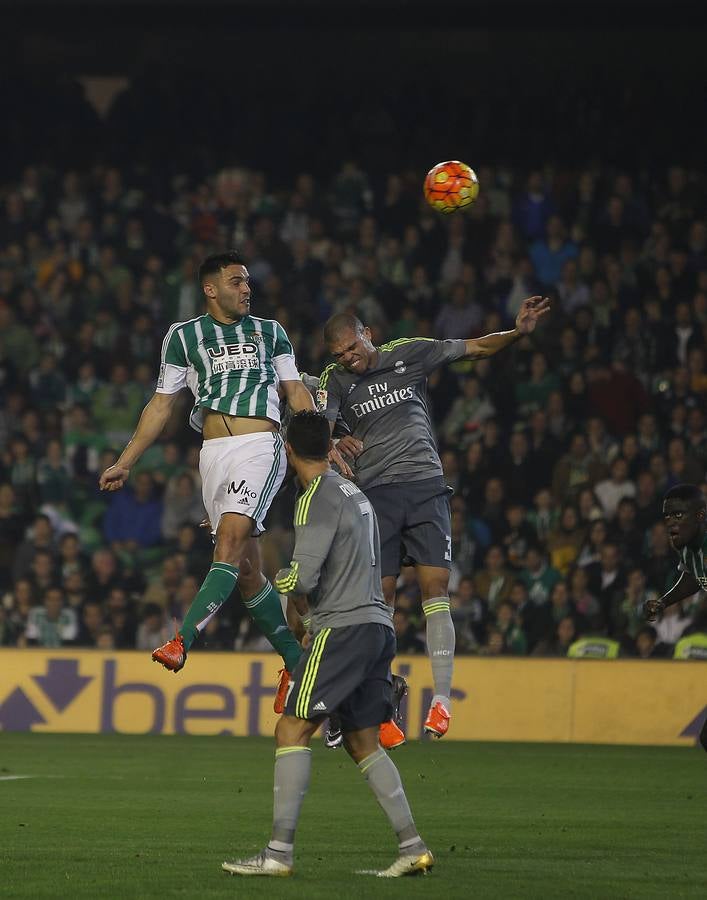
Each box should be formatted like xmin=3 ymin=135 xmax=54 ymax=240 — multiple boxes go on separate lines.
xmin=285 ymin=623 xmax=395 ymax=731
xmin=364 ymin=476 xmax=452 ymax=578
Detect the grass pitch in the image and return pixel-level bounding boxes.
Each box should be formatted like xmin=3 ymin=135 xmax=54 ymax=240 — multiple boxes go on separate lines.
xmin=0 ymin=734 xmax=705 ymax=899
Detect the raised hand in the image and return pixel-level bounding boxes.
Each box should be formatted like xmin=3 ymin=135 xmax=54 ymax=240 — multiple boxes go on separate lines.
xmin=516 ymin=296 xmax=551 ymax=334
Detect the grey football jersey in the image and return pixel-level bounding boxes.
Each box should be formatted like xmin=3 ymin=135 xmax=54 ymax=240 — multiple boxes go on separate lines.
xmin=318 ymin=337 xmax=466 ymax=489
xmin=273 ymin=470 xmax=392 ymax=632
xmin=280 ymin=373 xmax=349 ymax=441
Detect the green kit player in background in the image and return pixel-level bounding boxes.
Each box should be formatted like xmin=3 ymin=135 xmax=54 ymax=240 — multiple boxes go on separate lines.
xmin=318 ymin=296 xmax=550 ymax=737
xmin=99 ymin=251 xmax=313 ymax=709
xmin=645 ymin=482 xmax=707 ymax=752
xmin=222 ymin=411 xmax=433 ymax=879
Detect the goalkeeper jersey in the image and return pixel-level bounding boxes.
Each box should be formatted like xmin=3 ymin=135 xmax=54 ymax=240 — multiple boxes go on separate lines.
xmin=156 ymin=313 xmax=300 ymax=432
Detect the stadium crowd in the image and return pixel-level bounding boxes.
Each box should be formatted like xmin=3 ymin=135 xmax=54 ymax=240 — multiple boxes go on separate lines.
xmin=1 ymin=79 xmax=707 ymax=662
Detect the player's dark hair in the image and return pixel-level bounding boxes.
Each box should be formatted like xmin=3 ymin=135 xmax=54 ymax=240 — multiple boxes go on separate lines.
xmin=323 ymin=312 xmax=365 ymax=344
xmin=286 ymin=411 xmax=330 ymax=461
xmin=198 ymin=251 xmax=247 ymax=286
xmin=663 ymin=483 xmax=707 ymax=511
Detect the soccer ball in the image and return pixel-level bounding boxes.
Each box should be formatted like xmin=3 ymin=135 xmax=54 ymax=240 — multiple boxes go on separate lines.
xmin=423 ymin=160 xmax=479 ymax=214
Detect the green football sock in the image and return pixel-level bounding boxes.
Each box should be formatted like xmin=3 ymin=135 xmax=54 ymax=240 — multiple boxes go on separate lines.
xmin=243 ymin=580 xmax=303 ymax=672
xmin=179 ymin=562 xmax=239 ymax=651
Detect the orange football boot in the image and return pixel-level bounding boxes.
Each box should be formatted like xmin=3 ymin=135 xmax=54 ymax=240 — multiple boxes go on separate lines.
xmin=152 ymin=633 xmax=187 ymax=672
xmin=379 ymin=674 xmax=408 ymax=749
xmin=424 ymin=701 xmax=450 ymax=738
xmin=379 ymin=719 xmax=406 ymax=750
xmin=274 ymin=668 xmax=291 ymax=714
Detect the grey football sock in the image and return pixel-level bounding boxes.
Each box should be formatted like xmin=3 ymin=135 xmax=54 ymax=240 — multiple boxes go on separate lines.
xmin=422 ymin=596 xmax=455 ymax=709
xmin=270 ymin=746 xmax=312 ymax=850
xmin=358 ymin=749 xmax=421 ymax=846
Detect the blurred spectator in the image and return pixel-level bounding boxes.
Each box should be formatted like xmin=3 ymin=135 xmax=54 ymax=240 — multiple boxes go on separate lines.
xmin=0 ymin=603 xmax=19 ymax=646
xmin=594 ymin=457 xmax=636 ymax=521
xmin=515 ymin=352 xmax=560 ymax=418
xmin=494 ymin=600 xmax=527 ymax=655
xmin=513 ymin=171 xmax=555 ymax=242
xmin=103 ymin=471 xmax=163 ymax=552
xmin=500 ymin=503 xmax=535 ymax=570
xmin=584 ymin=543 xmax=626 ymax=629
xmin=393 ymin=608 xmax=425 ymax=654
xmin=576 ymin=519 xmax=609 ymax=569
xmin=633 ymin=625 xmax=671 ymax=659
xmin=105 ymin=586 xmax=137 ymax=648
xmin=143 ymin=556 xmax=188 ymax=611
xmin=85 ymin=548 xmax=124 ymax=605
xmin=552 ymin=432 xmax=606 ymax=504
xmin=498 ymin=431 xmax=535 ymax=506
xmin=161 ymin=471 xmax=206 ymax=541
xmin=471 ymin=545 xmax=513 ymax=614
xmin=92 ymin=363 xmax=145 ymax=446
xmin=519 ymin=545 xmax=562 ymax=608
xmin=136 ymin=602 xmax=169 ymax=651
xmin=529 ymin=215 xmax=578 ymax=288
xmin=25 ymin=586 xmax=78 ymax=647
xmin=567 ymin=565 xmax=601 ymax=626
xmin=76 ymin=600 xmax=105 ymax=647
xmin=610 ymin=498 xmax=644 ymax=565
xmin=546 ymin=504 xmax=585 ymax=576
xmin=440 ymin=375 xmax=495 ymax=449
xmin=532 ymin=615 xmax=579 ymax=657
xmin=0 ymin=483 xmax=28 ymax=588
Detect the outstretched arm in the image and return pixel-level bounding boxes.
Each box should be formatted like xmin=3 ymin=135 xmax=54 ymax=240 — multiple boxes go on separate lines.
xmin=644 ymin=571 xmax=700 ymax=621
xmin=464 ymin=295 xmax=550 ymax=360
xmin=99 ymin=391 xmax=180 ymax=491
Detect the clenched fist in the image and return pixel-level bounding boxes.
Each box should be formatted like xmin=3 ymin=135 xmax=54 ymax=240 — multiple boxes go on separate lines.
xmin=643 ymin=597 xmax=665 ymax=622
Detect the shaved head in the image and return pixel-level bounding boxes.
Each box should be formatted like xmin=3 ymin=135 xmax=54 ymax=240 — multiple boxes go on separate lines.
xmin=323 ymin=313 xmax=375 ymax=373
xmin=323 ymin=313 xmax=365 ymax=345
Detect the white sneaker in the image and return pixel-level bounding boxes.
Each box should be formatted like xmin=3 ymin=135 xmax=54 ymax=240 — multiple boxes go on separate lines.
xmin=358 ymin=849 xmax=435 ymax=877
xmin=222 ymin=849 xmax=293 ymax=877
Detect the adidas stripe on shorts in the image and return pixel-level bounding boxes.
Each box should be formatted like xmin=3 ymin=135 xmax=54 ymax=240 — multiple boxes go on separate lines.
xmin=285 ymin=623 xmax=395 ymax=731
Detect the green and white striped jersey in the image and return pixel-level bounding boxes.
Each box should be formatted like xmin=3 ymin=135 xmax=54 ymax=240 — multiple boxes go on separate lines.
xmin=156 ymin=313 xmax=300 ymax=432
xmin=678 ymin=531 xmax=707 ymax=591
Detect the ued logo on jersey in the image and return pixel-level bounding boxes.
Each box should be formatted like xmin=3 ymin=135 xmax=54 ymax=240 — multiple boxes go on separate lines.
xmin=316 ymin=389 xmax=328 ymax=411
xmin=207 ymin=342 xmax=257 ymax=359
xmin=208 ymin=342 xmax=258 ymax=374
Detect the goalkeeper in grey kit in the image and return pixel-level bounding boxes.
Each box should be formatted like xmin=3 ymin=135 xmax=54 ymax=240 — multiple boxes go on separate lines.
xmin=222 ymin=411 xmax=433 ymax=879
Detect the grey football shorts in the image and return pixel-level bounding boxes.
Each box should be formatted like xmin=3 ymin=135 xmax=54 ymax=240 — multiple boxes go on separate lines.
xmin=364 ymin=475 xmax=453 ymax=577
xmin=285 ymin=623 xmax=395 ymax=731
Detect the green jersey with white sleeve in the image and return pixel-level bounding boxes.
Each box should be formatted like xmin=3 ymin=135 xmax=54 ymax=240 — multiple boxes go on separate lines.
xmin=156 ymin=313 xmax=300 ymax=432
xmin=678 ymin=531 xmax=707 ymax=591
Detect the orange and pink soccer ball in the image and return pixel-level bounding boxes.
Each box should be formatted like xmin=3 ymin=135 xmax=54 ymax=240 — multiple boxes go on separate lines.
xmin=423 ymin=160 xmax=479 ymax=214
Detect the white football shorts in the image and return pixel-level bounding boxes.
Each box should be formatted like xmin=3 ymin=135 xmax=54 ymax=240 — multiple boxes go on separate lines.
xmin=199 ymin=431 xmax=286 ymax=536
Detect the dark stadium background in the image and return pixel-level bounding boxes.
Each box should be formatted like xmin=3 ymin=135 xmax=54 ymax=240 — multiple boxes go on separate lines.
xmin=2 ymin=0 xmax=705 ymax=179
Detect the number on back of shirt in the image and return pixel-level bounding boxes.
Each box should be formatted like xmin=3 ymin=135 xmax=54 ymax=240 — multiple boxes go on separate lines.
xmin=358 ymin=498 xmax=376 ymax=567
